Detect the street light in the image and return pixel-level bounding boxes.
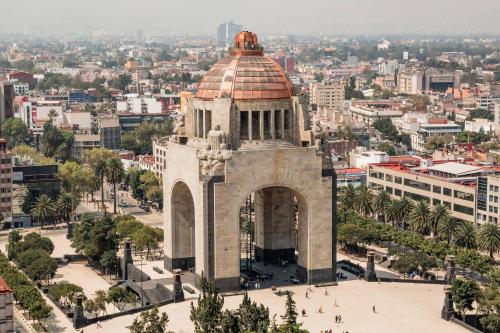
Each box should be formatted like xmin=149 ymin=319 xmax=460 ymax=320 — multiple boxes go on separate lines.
xmin=140 ymin=258 xmax=144 ymax=307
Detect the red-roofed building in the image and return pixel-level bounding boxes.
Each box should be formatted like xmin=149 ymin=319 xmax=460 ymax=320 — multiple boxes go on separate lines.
xmin=0 ymin=277 xmax=13 ymax=333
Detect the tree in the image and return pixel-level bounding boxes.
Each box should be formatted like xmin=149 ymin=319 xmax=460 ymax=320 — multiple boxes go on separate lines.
xmin=339 ymin=184 xmax=357 ymax=210
xmin=71 ymin=214 xmax=119 ymax=264
xmin=30 ymin=194 xmax=56 ymax=228
xmin=477 ymin=223 xmax=500 ymax=262
xmin=116 ymin=215 xmax=144 ymax=239
xmin=279 ymin=292 xmax=305 ymax=332
xmin=84 ymin=148 xmax=117 ymax=211
xmin=454 ymin=222 xmax=477 ymax=250
xmin=451 ymin=279 xmax=481 ymax=318
xmin=410 ymin=201 xmax=430 ymax=234
xmin=25 ymin=254 xmax=57 ymax=283
xmin=57 ymin=191 xmax=78 ymax=224
xmin=40 ymin=122 xmax=74 ymax=162
xmin=377 ymin=142 xmax=396 ymax=156
xmin=437 ymin=217 xmax=460 ymax=245
xmin=386 ymin=199 xmax=400 ymax=228
xmin=100 ymin=249 xmax=117 ymax=276
xmin=396 ymin=196 xmax=414 ymax=229
xmin=430 ymin=204 xmax=449 ymax=238
xmin=49 ymin=283 xmax=83 ymax=309
xmin=59 ymin=161 xmax=85 ymax=194
xmin=106 ymin=158 xmax=125 ymax=214
xmin=237 ymin=292 xmax=270 ymax=333
xmin=94 ymin=290 xmax=109 ymax=315
xmin=355 ymin=185 xmax=374 ymax=216
xmin=1 ymin=118 xmax=30 ymax=148
xmin=190 ymin=273 xmax=225 ymax=333
xmin=129 ymin=306 xmax=171 ymax=333
xmin=133 ymin=226 xmax=163 ymax=260
xmin=107 ymin=287 xmax=138 ymax=311
xmin=479 ymin=270 xmax=500 ymax=333
xmin=373 ymin=191 xmax=391 ymax=223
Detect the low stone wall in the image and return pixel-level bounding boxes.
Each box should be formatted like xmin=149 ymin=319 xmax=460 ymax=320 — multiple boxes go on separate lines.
xmin=127 ymin=263 xmax=151 ymax=283
xmin=80 ymin=298 xmax=175 ymax=328
xmin=450 ymin=318 xmax=484 ymax=333
xmin=378 ymin=277 xmax=446 ymax=285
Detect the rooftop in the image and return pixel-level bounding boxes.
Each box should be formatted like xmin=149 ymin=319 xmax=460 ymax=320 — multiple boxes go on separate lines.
xmin=0 ymin=277 xmax=12 ymax=294
xmin=427 ymin=162 xmax=484 ymax=176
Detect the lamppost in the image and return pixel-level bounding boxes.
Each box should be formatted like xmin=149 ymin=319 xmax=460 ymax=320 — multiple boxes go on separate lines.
xmin=140 ymin=258 xmax=144 ymax=307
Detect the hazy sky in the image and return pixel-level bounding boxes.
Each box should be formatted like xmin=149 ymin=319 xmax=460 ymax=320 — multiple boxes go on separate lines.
xmin=2 ymin=0 xmax=500 ymax=36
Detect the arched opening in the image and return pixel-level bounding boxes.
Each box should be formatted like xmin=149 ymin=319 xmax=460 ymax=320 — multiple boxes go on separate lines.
xmin=239 ymin=186 xmax=308 ymax=289
xmin=171 ymin=181 xmax=195 ymax=270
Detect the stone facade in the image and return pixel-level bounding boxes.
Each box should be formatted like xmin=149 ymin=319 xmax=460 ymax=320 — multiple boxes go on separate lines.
xmin=163 ymin=31 xmax=336 ymax=291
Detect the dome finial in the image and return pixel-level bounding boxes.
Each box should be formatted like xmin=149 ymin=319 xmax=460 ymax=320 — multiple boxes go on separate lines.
xmin=230 ymin=31 xmax=263 ymax=56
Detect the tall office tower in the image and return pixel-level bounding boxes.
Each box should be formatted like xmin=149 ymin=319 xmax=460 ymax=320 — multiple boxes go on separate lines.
xmin=217 ymin=21 xmax=243 ymax=47
xmin=0 ymin=82 xmax=14 ymax=125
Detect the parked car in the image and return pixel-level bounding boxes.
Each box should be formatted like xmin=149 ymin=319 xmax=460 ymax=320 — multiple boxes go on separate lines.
xmin=119 ymin=202 xmax=131 ymax=208
xmin=139 ymin=204 xmax=150 ymax=212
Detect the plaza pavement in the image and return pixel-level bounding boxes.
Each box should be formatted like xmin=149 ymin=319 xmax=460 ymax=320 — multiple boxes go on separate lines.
xmin=78 ymin=276 xmax=468 ymax=333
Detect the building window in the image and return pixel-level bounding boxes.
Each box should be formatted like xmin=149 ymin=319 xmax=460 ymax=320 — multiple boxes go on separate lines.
xmin=454 ymin=190 xmax=474 ymax=202
xmin=453 ymin=204 xmax=474 ymax=216
xmin=404 ymin=178 xmax=431 ymax=191
xmin=404 ymin=191 xmax=430 ymax=203
xmin=385 ymin=186 xmax=393 ymax=194
xmin=394 ymin=189 xmax=402 ymax=196
xmin=433 ymin=198 xmax=441 ymax=206
xmin=369 ymin=171 xmax=384 ymax=179
xmin=443 ymin=188 xmax=452 ymax=196
xmin=385 ymin=174 xmax=393 ymax=182
xmin=395 ymin=176 xmax=402 ymax=184
xmin=443 ymin=201 xmax=451 ymax=209
xmin=433 ymin=185 xmax=441 ymax=194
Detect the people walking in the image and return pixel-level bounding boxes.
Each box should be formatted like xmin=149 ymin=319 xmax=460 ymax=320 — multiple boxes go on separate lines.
xmin=373 ymin=305 xmax=376 ymax=313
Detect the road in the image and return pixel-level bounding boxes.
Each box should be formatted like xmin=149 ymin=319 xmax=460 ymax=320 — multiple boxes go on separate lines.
xmin=78 ymin=185 xmax=163 ymax=227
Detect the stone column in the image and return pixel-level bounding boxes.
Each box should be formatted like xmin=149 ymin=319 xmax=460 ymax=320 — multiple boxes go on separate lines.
xmin=203 ymin=109 xmax=206 ymax=138
xmin=254 ymin=188 xmax=294 ymax=264
xmin=66 ymin=222 xmax=74 ymax=239
xmin=445 ymin=255 xmax=456 ymax=284
xmin=280 ymin=109 xmax=285 ymax=140
xmin=72 ymin=292 xmax=86 ymax=329
xmin=194 ymin=109 xmax=199 ymax=137
xmin=248 ymin=111 xmax=253 ymax=141
xmin=441 ymin=286 xmax=454 ymax=320
xmin=271 ymin=109 xmax=276 ymax=140
xmin=259 ymin=110 xmax=264 ymax=141
xmin=365 ymin=250 xmax=377 ymax=281
xmin=173 ymin=269 xmax=185 ymax=302
xmin=121 ymin=239 xmax=134 ymax=280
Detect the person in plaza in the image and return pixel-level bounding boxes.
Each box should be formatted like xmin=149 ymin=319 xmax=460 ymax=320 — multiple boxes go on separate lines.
xmin=373 ymin=305 xmax=376 ymax=313
xmin=305 ymin=291 xmax=309 ymax=298
xmin=319 ymin=305 xmax=324 ymax=313
xmin=302 ymin=309 xmax=306 ymax=317
xmin=96 ymin=320 xmax=102 ymax=328
xmin=324 ymin=288 xmax=329 ymax=296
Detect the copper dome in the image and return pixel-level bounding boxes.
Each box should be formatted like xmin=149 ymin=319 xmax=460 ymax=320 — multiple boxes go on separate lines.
xmin=196 ymin=32 xmax=293 ymax=101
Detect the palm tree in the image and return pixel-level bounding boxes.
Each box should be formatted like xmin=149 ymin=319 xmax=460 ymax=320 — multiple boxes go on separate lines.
xmin=373 ymin=190 xmax=391 ymax=223
xmin=437 ymin=217 xmax=460 ymax=245
xmin=86 ymin=175 xmax=101 ymax=203
xmin=339 ymin=184 xmax=357 ymax=210
xmin=355 ymin=185 xmax=374 ymax=216
xmin=57 ymin=192 xmax=78 ymax=224
xmin=477 ymin=223 xmax=500 ymax=262
xmin=105 ymin=158 xmax=125 ymax=214
xmin=454 ymin=222 xmax=477 ymax=250
xmin=94 ymin=159 xmax=107 ymax=211
xmin=31 ymin=194 xmax=56 ymax=229
xmin=410 ymin=201 xmax=430 ymax=234
xmin=386 ymin=199 xmax=400 ymax=228
xmin=396 ymin=196 xmax=414 ymax=229
xmin=430 ymin=204 xmax=450 ymax=238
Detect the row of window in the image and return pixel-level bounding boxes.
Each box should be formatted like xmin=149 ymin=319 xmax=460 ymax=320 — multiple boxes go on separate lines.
xmin=374 ymin=183 xmax=474 ymax=216
xmin=0 ymin=159 xmax=10 ymax=165
xmin=489 ymin=185 xmax=499 ymax=192
xmin=370 ymin=171 xmax=474 ymax=201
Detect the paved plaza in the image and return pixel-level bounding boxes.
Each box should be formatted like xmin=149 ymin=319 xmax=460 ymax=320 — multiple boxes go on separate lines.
xmin=77 ymin=277 xmax=467 ymax=333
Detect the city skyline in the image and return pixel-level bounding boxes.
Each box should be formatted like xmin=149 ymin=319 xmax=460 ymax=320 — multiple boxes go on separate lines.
xmin=2 ymin=0 xmax=500 ymax=36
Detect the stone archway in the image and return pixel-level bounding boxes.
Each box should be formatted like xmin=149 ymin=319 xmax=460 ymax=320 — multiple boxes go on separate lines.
xmin=238 ymin=185 xmax=309 ymax=285
xmin=168 ymin=181 xmax=195 ymax=271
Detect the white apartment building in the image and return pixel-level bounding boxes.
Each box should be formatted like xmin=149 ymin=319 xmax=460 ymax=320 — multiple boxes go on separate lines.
xmin=349 ymin=147 xmax=389 ymax=169
xmin=12 ymin=82 xmax=29 ymax=96
xmin=410 ymin=121 xmax=462 ymax=152
xmin=117 ymin=94 xmax=162 ymax=114
xmin=18 ymin=100 xmax=64 ymax=136
xmin=378 ymin=60 xmax=399 ymax=75
xmin=153 ymin=140 xmax=168 ymax=179
xmin=464 ymin=118 xmax=495 ymax=133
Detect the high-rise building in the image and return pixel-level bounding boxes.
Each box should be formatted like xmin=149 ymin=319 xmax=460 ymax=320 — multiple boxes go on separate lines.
xmin=0 ymin=139 xmax=12 ymax=227
xmin=0 ymin=82 xmax=14 ymax=125
xmin=217 ymin=21 xmax=243 ymax=47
